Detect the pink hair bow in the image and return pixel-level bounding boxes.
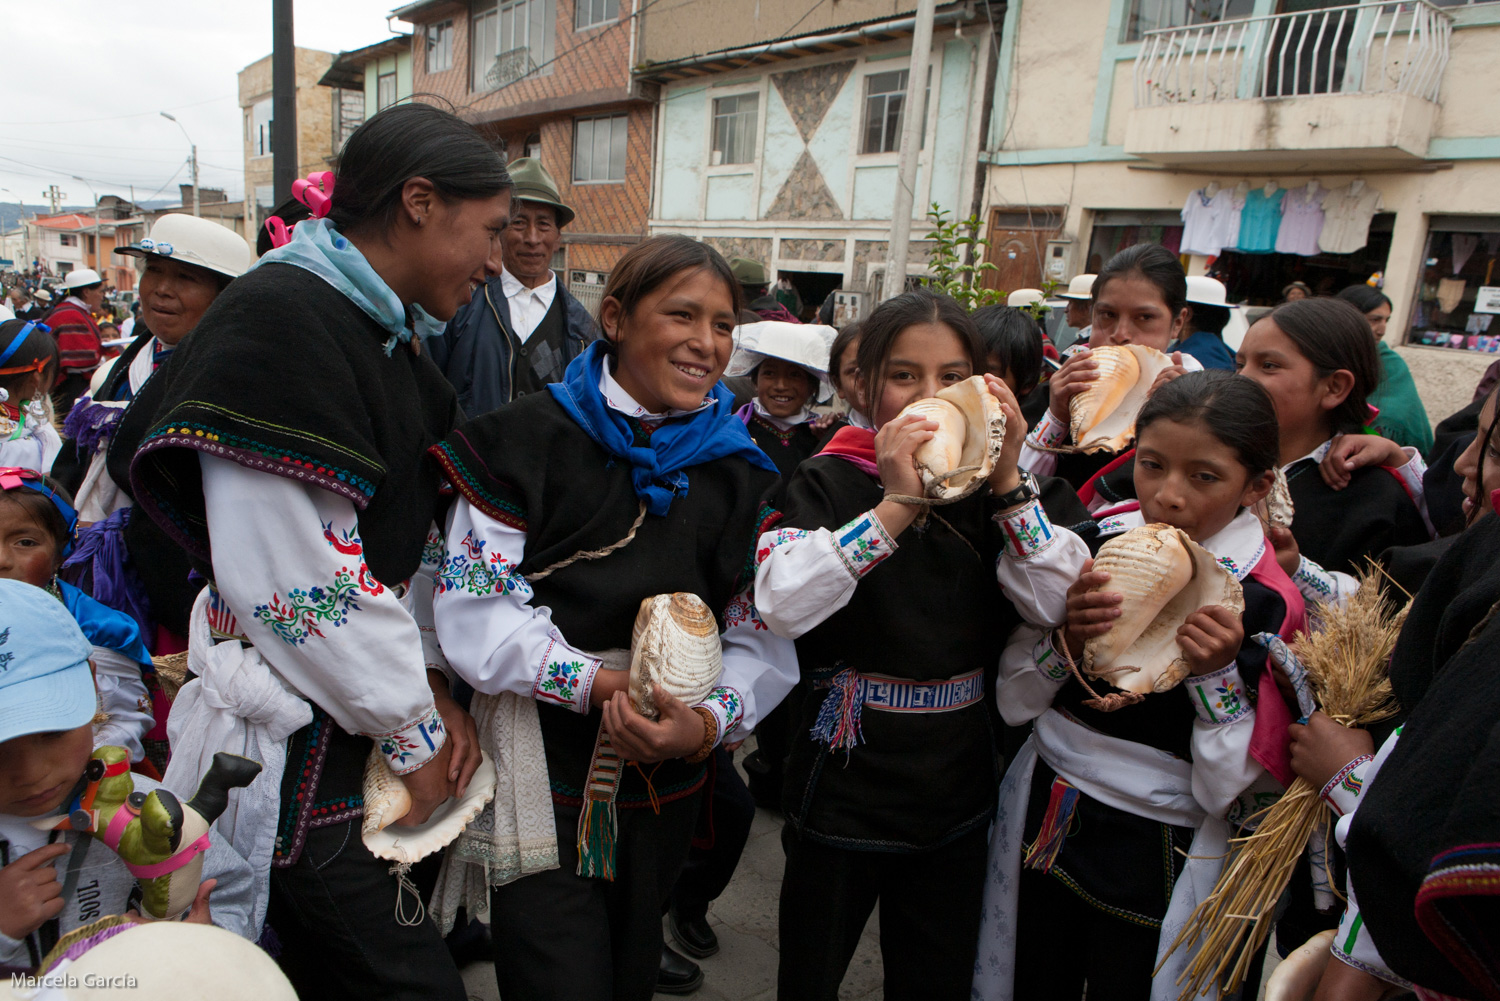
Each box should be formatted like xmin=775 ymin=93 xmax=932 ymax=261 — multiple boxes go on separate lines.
xmin=263 ymin=171 xmax=338 ymax=249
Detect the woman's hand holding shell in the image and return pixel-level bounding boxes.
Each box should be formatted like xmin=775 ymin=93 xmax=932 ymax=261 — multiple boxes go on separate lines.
xmin=1146 ymin=351 xmax=1189 ymax=397
xmin=1062 ymin=559 xmax=1123 ymax=658
xmin=393 ymin=740 xmax=455 ymax=827
xmin=1047 ymin=348 xmax=1099 ymax=423
xmin=1175 ymin=604 xmax=1243 ymax=677
xmin=602 ymin=684 xmax=706 ymax=763
xmin=429 ymin=670 xmax=482 ymax=798
xmin=982 ymin=374 xmax=1025 ymax=497
xmin=873 ymin=413 xmax=936 ymax=538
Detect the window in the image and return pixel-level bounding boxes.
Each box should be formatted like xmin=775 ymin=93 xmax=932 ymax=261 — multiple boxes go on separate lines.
xmin=471 ymin=0 xmax=556 ymax=92
xmin=335 ymin=88 xmax=364 ymax=148
xmin=59 ymin=234 xmax=78 ymax=248
xmin=250 ymin=98 xmax=273 ymax=158
xmin=86 ymin=235 xmax=96 ymax=255
xmin=573 ymin=114 xmax=628 ymax=183
xmin=254 ymin=185 xmax=276 ymax=217
xmin=525 ymin=132 xmax=542 ymax=159
xmin=426 ymin=19 xmax=454 ymax=71
xmin=1123 ymin=0 xmax=1255 ymax=42
xmin=861 ymin=70 xmax=908 ymax=154
xmin=711 ymin=93 xmax=758 ymax=165
xmin=377 ymin=71 xmax=398 ymax=110
xmin=575 ymin=0 xmax=618 ymax=28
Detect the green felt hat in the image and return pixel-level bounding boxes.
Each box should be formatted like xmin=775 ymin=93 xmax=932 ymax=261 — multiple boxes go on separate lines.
xmin=507 ymin=157 xmax=575 ymax=227
xmin=728 ymin=256 xmax=768 ymax=286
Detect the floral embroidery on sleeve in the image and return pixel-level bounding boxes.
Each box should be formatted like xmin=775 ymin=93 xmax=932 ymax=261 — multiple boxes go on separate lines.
xmin=435 ymin=529 xmax=531 ymax=598
xmin=253 ymin=521 xmax=385 ymax=645
xmin=756 ymin=527 xmax=810 ymax=567
xmin=1187 ymin=664 xmax=1254 ymax=725
xmin=723 ymin=590 xmax=766 ymax=631
xmin=830 ymin=511 xmax=896 ymax=579
xmin=696 ymin=685 xmax=744 ymax=743
xmin=375 ymin=705 xmax=446 ymax=775
xmin=532 ymin=635 xmax=602 ymax=713
xmin=420 ymin=525 xmax=445 ymax=570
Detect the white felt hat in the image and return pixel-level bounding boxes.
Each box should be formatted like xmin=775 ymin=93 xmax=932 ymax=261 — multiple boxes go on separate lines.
xmin=725 ymin=321 xmax=837 ymax=403
xmin=1186 ymin=275 xmax=1235 ymax=308
xmin=1057 ymin=274 xmax=1097 ymax=301
xmin=1006 ymin=288 xmax=1045 ymax=307
xmin=115 ymin=213 xmax=251 ymax=280
xmin=61 ymin=269 xmax=103 ymax=290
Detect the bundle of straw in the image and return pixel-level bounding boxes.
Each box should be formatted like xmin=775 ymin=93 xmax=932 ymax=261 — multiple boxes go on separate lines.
xmin=1158 ymin=566 xmax=1408 ymax=1000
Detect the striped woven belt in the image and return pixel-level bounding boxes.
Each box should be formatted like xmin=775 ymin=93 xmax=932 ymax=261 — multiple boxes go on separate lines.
xmin=812 ymin=668 xmax=985 ymax=713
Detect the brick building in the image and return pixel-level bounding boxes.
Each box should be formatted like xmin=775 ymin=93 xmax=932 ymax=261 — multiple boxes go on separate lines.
xmin=392 ymin=0 xmax=657 ymax=304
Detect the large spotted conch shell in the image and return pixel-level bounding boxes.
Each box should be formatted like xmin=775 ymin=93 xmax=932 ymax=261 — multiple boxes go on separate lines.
xmin=893 ymin=375 xmax=1006 ymax=502
xmin=1082 ymin=523 xmax=1244 ymax=705
xmin=1255 ymin=466 xmax=1295 ymax=531
xmin=361 ymin=748 xmax=497 ymax=865
xmin=629 ymin=593 xmax=724 ymax=719
xmin=1067 ymin=345 xmax=1174 ymax=453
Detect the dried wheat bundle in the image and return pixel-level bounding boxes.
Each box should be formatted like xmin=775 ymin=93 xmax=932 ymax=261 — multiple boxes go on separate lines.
xmin=1158 ymin=565 xmax=1408 ymax=1000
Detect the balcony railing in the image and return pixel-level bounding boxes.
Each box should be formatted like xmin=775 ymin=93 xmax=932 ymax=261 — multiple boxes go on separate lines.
xmin=1134 ymin=2 xmax=1451 ymax=108
xmin=483 ymin=46 xmax=537 ymax=91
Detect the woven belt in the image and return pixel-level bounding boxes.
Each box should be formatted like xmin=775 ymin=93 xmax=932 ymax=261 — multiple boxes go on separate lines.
xmin=810 ymin=668 xmax=985 ymax=752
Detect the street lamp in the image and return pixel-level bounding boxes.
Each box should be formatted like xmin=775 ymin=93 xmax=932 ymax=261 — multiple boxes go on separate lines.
xmin=0 ymin=189 xmax=27 ymax=270
xmin=160 ymin=112 xmax=201 ymax=217
xmin=69 ymin=175 xmax=102 ymax=280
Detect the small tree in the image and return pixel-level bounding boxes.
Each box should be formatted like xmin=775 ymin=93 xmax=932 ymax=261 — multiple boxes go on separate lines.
xmin=923 ymin=204 xmax=1002 ymax=311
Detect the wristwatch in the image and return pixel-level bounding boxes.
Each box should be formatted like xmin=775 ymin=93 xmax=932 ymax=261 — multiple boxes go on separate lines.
xmin=992 ymin=470 xmax=1040 ymax=510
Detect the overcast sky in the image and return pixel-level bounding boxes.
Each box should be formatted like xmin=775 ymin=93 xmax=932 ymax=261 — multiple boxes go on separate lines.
xmin=0 ymin=0 xmax=407 ymax=209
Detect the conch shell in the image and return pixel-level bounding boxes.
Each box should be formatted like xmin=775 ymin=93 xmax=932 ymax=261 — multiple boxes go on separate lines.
xmin=360 ymin=748 xmax=498 ymax=865
xmin=1255 ymin=466 xmax=1295 ymax=530
xmin=894 ymin=375 xmax=1006 ymax=501
xmin=1083 ymin=523 xmax=1244 ymax=697
xmin=1068 ymin=345 xmax=1173 ymax=453
xmin=629 ymin=593 xmax=724 ymax=719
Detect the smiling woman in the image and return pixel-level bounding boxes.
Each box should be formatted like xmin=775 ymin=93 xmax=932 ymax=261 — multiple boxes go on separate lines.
xmin=109 ymin=102 xmax=514 ymax=1001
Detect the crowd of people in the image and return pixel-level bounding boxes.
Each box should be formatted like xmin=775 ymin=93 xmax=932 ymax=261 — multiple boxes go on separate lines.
xmin=0 ymin=100 xmax=1495 ymax=1001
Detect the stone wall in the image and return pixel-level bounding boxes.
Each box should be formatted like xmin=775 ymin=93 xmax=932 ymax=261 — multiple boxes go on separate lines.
xmin=778 ymin=238 xmax=844 ymax=263
xmin=700 ymin=236 xmax=773 ymax=266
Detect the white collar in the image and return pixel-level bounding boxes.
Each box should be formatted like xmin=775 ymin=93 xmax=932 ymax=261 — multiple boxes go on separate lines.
xmin=1284 ymin=438 xmax=1334 ymax=471
xmin=500 ymin=267 xmax=556 ymax=300
xmin=63 ymin=295 xmax=89 ymax=310
xmin=1094 ymin=506 xmax=1266 ymax=581
xmin=750 ymin=397 xmax=812 ymax=431
xmin=846 ymin=408 xmax=873 ymax=430
xmin=599 ymin=361 xmax=714 ymax=425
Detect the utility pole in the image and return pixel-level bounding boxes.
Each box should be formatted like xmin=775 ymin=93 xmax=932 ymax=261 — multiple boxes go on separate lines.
xmin=44 ymin=185 xmax=64 ymax=215
xmin=272 ymin=0 xmax=298 ymax=205
xmin=882 ymin=0 xmax=937 ymax=303
xmin=71 ymin=176 xmax=101 ymax=277
xmin=160 ymin=113 xmax=202 ymax=217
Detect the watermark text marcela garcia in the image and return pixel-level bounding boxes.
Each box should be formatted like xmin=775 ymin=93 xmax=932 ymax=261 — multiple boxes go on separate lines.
xmin=11 ymin=971 xmax=140 ymax=990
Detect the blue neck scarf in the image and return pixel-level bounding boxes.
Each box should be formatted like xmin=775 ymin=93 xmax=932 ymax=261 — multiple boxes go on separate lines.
xmin=255 ymin=218 xmax=446 ymax=355
xmin=548 ymin=341 xmax=777 ymax=516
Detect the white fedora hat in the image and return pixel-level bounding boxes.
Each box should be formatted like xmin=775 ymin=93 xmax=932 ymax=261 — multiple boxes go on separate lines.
xmin=1006 ymin=288 xmax=1045 ymax=308
xmin=1185 ymin=275 xmax=1235 ymax=308
xmin=1057 ymin=274 xmax=1097 ymax=301
xmin=116 ymin=213 xmax=251 ymax=280
xmin=61 ymin=269 xmax=103 ymax=290
xmin=725 ymin=321 xmax=837 ymax=403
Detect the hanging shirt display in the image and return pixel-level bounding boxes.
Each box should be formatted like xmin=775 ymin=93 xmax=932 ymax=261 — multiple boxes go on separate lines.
xmin=1275 ymin=185 xmax=1328 ymax=256
xmin=1180 ymin=187 xmax=1241 ymax=257
xmin=1319 ymin=182 xmax=1383 ymax=254
xmin=1236 ymin=187 xmax=1286 ymax=254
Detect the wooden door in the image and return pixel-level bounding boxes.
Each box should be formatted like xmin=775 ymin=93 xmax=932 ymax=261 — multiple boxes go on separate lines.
xmin=982 ymin=208 xmax=1064 ymax=294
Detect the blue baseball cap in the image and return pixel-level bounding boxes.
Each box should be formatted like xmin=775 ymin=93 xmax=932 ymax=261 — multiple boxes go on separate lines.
xmin=0 ymin=579 xmax=96 ymax=745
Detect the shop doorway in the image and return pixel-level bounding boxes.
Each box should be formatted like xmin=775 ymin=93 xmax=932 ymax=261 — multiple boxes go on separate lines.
xmin=983 ymin=208 xmax=1065 ymax=294
xmin=777 ymin=270 xmax=844 ymax=323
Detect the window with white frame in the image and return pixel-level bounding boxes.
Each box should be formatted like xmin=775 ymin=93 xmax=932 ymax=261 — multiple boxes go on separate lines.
xmin=859 ymin=68 xmax=930 ymax=155
xmin=711 ymin=93 xmax=758 ymax=165
xmin=250 ymin=98 xmax=273 ymax=158
xmin=1122 ymin=0 xmax=1255 ymax=42
xmin=573 ymin=114 xmax=628 ymax=183
xmin=471 ymin=0 xmax=556 ymax=92
xmin=377 ymin=71 xmax=398 ymax=110
xmin=59 ymin=234 xmax=78 ymax=248
xmin=575 ymin=0 xmax=618 ymax=29
xmin=427 ymin=19 xmax=454 ymax=71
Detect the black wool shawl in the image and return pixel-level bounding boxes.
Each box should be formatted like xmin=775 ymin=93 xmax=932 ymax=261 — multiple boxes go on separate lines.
xmin=772 ymin=454 xmax=1019 ymax=851
xmin=430 ymin=392 xmax=778 ymax=805
xmin=117 ymin=263 xmax=461 ymax=587
xmin=1347 ymin=513 xmax=1500 ymax=999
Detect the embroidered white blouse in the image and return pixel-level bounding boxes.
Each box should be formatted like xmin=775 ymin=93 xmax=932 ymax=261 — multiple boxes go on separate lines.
xmin=0 ymin=411 xmax=60 ymax=474
xmin=199 ymin=455 xmax=444 ymax=775
xmin=431 ymin=373 xmax=798 ymax=744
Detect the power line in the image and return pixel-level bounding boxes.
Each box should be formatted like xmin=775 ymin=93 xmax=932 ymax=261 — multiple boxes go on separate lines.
xmin=0 ymin=94 xmax=236 ymax=128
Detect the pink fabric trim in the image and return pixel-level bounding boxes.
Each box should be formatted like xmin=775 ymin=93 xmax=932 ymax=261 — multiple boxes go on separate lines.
xmin=101 ymin=801 xmax=137 ymax=851
xmin=1246 ymin=546 xmax=1305 ymax=787
xmin=123 ymin=832 xmax=211 ymax=879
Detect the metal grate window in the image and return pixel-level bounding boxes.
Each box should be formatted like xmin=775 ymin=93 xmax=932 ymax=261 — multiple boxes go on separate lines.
xmin=427 ymin=20 xmax=454 ymax=72
xmin=573 ymin=114 xmax=628 ymax=183
xmin=575 ymin=0 xmax=619 ymax=29
xmin=711 ymin=93 xmax=758 ymax=165
xmin=335 ymin=88 xmax=364 ymax=147
xmin=472 ymin=0 xmax=555 ymax=91
xmin=1123 ymin=0 xmax=1256 ymax=43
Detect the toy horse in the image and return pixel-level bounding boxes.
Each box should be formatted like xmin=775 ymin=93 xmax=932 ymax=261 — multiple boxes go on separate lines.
xmin=34 ymin=746 xmax=261 ymax=920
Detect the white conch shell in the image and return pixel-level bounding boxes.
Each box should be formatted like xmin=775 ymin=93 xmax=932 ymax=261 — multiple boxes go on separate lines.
xmin=1068 ymin=345 xmax=1173 ymax=453
xmin=1083 ymin=523 xmax=1245 ymax=695
xmin=628 ymin=593 xmax=724 ymax=719
xmin=1263 ymin=929 xmax=1337 ymax=1001
xmin=360 ymin=748 xmax=498 ymax=865
xmin=1256 ymin=466 xmax=1295 ymax=530
xmin=894 ymin=375 xmax=1006 ymax=501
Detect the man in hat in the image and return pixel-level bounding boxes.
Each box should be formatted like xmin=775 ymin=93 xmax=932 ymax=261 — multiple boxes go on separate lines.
xmin=1056 ymin=273 xmax=1095 ymax=343
xmin=429 ymin=157 xmax=600 ymax=418
xmin=43 ymin=268 xmax=106 ymax=413
xmin=729 ymin=257 xmax=800 ymax=324
xmin=1172 ymin=275 xmax=1237 ymax=371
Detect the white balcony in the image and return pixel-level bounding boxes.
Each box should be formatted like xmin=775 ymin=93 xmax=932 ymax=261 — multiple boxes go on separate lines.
xmin=1124 ymin=2 xmax=1452 ymax=169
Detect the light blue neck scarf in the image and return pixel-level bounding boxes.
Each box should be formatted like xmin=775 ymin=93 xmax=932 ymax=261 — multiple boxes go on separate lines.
xmin=255 ymin=217 xmax=446 ymax=355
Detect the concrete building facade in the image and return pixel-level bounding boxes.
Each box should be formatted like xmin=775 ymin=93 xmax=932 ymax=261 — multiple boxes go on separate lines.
xmin=980 ymin=0 xmax=1500 ymax=374
xmin=638 ymin=1 xmax=999 ymax=316
xmin=318 ymin=35 xmax=415 ymax=159
xmin=238 ymin=47 xmax=337 ymax=249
